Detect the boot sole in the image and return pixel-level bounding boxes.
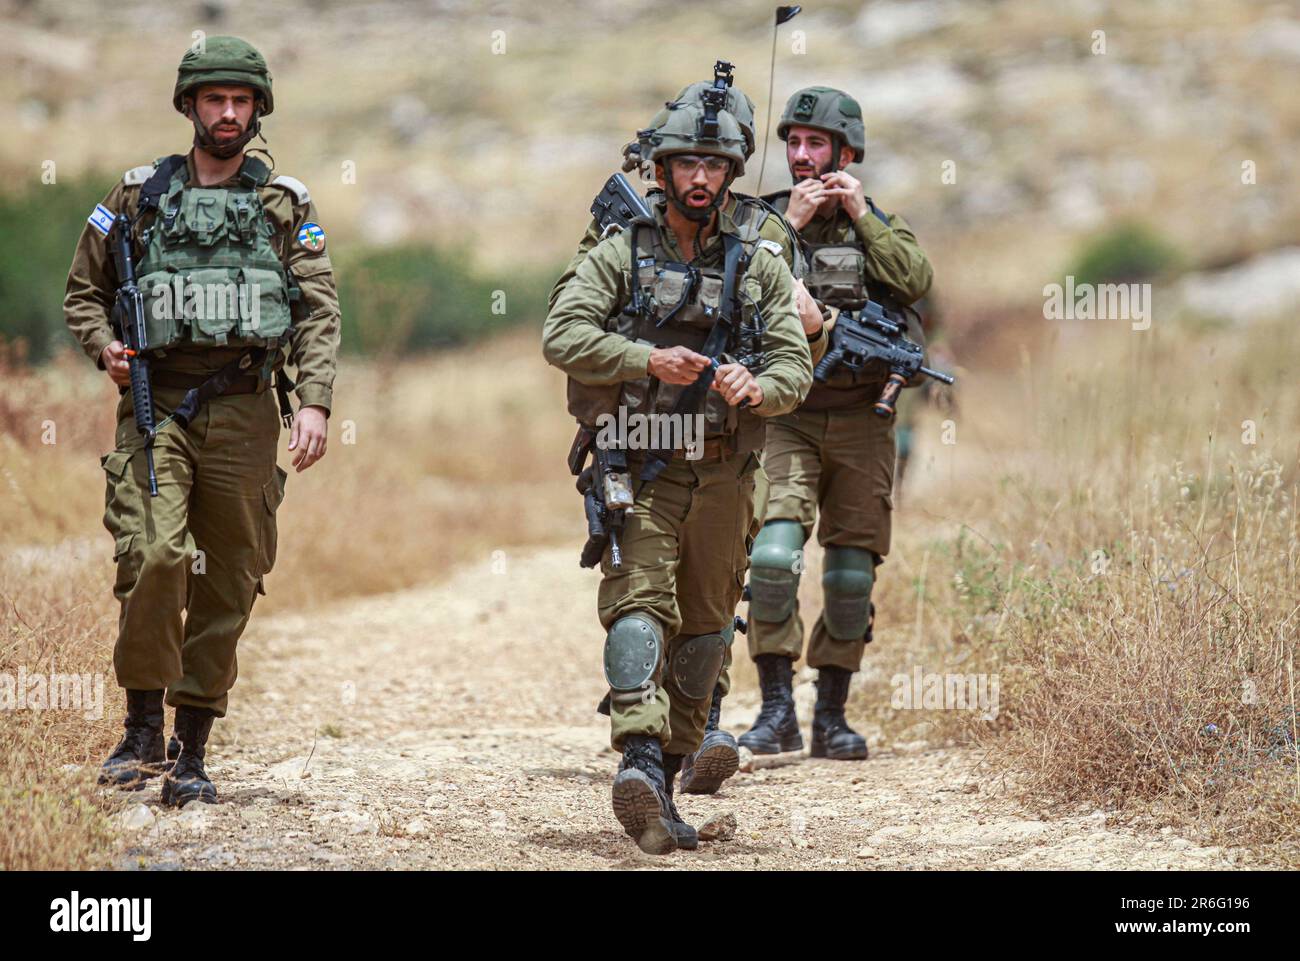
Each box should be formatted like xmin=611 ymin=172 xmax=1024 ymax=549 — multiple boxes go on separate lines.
xmin=810 ymin=740 xmax=869 ymax=761
xmin=160 ymin=779 xmax=218 ymax=809
xmin=737 ymin=731 xmax=805 ymax=755
xmin=612 ymin=770 xmax=677 ymax=856
xmin=680 ymin=741 xmax=740 ymax=795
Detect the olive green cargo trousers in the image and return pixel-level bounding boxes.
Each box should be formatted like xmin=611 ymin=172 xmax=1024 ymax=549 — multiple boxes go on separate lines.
xmin=101 ymin=384 xmax=285 ymax=717
xmin=597 ymin=450 xmax=761 ymax=756
xmin=748 ymin=405 xmax=895 ymax=672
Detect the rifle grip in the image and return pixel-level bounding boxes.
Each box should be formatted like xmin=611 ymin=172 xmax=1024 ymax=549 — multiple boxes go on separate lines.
xmin=874 ymin=372 xmax=907 ymax=419
xmin=813 ymin=347 xmax=841 ymax=383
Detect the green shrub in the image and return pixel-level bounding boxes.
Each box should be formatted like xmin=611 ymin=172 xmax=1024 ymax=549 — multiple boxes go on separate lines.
xmin=0 ymin=175 xmax=116 ymax=361
xmin=1069 ymin=221 xmax=1182 ymax=286
xmin=336 ymin=244 xmax=555 ymax=356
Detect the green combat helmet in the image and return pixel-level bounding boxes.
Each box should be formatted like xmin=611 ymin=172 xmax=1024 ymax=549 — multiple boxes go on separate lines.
xmin=623 ymin=64 xmax=757 ymax=173
xmin=644 ymin=99 xmax=749 ymax=222
xmin=777 ymin=85 xmax=865 ymax=163
xmin=657 ymin=81 xmax=757 ymax=159
xmin=172 ymin=36 xmax=273 ymax=158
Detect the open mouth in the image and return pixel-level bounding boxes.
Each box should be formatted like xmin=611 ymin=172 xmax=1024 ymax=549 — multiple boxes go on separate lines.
xmin=686 ymin=189 xmax=713 ymax=207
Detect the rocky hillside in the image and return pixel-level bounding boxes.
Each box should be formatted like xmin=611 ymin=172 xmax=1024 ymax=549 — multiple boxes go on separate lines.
xmin=2 ymin=0 xmax=1297 ymax=309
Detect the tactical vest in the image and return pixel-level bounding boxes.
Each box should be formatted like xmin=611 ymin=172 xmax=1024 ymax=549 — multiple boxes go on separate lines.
xmin=767 ymin=191 xmax=915 ymax=398
xmin=565 ymin=203 xmax=770 ymax=452
xmin=133 ymin=155 xmax=294 ymax=353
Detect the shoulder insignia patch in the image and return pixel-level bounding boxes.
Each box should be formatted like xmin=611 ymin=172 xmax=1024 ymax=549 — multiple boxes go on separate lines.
xmin=296 ymin=222 xmax=326 ymax=253
xmin=122 ymin=165 xmax=155 ymax=187
xmin=88 ymin=203 xmax=115 ymax=237
xmin=756 ymin=238 xmax=784 ymax=257
xmin=271 ymin=175 xmax=311 ymax=205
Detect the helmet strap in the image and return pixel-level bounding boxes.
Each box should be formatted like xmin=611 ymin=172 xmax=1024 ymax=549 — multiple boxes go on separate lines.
xmin=663 ymin=163 xmax=734 ymax=227
xmin=186 ymin=100 xmax=263 ymax=160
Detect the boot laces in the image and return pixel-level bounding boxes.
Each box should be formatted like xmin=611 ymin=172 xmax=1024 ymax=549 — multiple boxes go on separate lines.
xmin=755 ymin=671 xmax=792 ymax=724
xmin=620 ymin=741 xmax=664 ymax=790
xmin=172 ymin=750 xmax=209 ymax=783
xmin=666 ymin=795 xmax=687 ymax=825
xmin=110 ymin=721 xmax=159 ymax=761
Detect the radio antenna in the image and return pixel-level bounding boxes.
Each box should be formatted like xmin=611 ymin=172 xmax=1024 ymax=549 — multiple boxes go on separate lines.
xmin=756 ymin=5 xmax=802 ymax=196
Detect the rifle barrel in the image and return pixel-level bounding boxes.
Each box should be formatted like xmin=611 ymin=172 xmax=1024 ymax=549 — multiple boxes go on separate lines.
xmin=919 ymin=366 xmax=956 ymax=385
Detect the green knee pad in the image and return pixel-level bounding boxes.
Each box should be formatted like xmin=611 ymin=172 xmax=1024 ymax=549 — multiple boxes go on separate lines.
xmin=748 ymin=520 xmax=806 ymax=623
xmin=821 ymin=547 xmax=876 ymax=641
xmin=605 ymin=613 xmax=662 ymax=692
xmin=670 ymin=632 xmax=726 ymax=702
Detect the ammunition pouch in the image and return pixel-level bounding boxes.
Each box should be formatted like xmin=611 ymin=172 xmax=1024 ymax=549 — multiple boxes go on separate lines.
xmin=134 ymin=155 xmax=295 ymax=354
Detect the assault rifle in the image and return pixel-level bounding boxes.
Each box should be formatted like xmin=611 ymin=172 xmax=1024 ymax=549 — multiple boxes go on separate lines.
xmin=108 ymin=214 xmax=160 ymax=497
xmin=568 ymin=427 xmax=634 ymax=569
xmin=815 ymin=300 xmax=954 ymax=418
xmin=591 ymin=173 xmax=653 ymax=238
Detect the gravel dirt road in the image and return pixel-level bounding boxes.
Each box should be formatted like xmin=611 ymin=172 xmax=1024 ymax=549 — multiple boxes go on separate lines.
xmin=106 ymin=546 xmax=1252 ymax=870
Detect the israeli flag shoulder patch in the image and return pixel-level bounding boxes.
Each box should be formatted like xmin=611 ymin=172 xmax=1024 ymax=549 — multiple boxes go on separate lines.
xmin=88 ymin=204 xmax=115 ymax=237
xmin=756 ymin=238 xmax=784 ymax=257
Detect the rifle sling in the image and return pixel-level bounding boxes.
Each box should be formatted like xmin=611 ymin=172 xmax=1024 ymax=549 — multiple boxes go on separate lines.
xmin=638 ymin=231 xmax=748 ymax=486
xmin=157 ymin=348 xmax=295 ymax=430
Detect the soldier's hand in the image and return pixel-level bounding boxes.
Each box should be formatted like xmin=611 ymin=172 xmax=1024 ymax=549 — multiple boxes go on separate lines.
xmin=100 ymin=340 xmax=131 ymax=387
xmin=288 ymin=405 xmax=328 ymax=472
xmin=785 ymin=178 xmax=827 ymax=231
xmin=820 ymin=170 xmax=868 ymax=220
xmin=648 ymin=346 xmax=711 ymax=385
xmin=712 ymin=363 xmax=764 ymax=408
xmin=793 ymin=279 xmax=824 ymax=335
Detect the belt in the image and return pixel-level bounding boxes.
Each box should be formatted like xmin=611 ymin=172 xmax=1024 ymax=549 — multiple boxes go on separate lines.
xmin=685 ymin=436 xmax=734 ymax=463
xmin=150 ymin=370 xmax=262 ymax=395
xmin=629 ymin=435 xmax=735 ymax=468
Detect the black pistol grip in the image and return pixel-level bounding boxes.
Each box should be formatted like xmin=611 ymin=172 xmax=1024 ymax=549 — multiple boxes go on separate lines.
xmin=813 ymin=346 xmax=842 ymax=383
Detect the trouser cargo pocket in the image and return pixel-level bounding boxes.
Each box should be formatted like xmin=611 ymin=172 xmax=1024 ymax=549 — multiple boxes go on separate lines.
xmin=256 ymin=465 xmax=288 ymax=592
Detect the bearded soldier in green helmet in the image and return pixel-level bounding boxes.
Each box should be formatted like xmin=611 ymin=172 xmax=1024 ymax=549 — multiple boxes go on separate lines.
xmin=63 ymin=36 xmax=340 ymax=806
xmin=544 ymin=69 xmax=820 ymax=855
xmin=741 ymin=86 xmax=933 ymax=761
xmin=549 ymin=69 xmax=825 ymax=802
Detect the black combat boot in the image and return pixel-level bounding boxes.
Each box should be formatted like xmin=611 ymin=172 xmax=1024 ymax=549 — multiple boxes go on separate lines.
xmin=611 ymin=735 xmax=677 ymax=855
xmin=681 ymin=684 xmax=740 ymax=794
xmin=160 ymin=706 xmax=218 ymax=807
xmin=738 ymin=654 xmax=804 ymax=754
xmin=98 ymin=689 xmax=166 ymax=787
xmin=810 ymin=666 xmax=868 ymax=760
xmin=660 ymin=753 xmax=699 ymax=850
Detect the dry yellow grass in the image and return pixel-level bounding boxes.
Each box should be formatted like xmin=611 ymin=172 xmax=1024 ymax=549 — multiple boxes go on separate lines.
xmin=817 ymin=309 xmax=1300 ymax=863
